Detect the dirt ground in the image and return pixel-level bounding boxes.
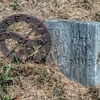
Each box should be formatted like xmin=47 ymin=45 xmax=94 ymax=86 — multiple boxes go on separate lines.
xmin=0 ymin=0 xmax=100 ymax=100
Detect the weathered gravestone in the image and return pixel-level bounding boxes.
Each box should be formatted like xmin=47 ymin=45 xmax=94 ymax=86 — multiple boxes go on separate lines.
xmin=46 ymin=20 xmax=100 ymax=87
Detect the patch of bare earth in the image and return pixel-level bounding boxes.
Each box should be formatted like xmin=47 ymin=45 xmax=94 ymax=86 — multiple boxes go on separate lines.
xmin=0 ymin=0 xmax=100 ymax=100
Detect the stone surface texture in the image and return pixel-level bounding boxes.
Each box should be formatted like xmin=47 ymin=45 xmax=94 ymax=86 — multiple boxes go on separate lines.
xmin=46 ymin=20 xmax=100 ymax=87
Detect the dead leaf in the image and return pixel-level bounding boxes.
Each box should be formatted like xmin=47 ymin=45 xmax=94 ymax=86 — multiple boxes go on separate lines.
xmin=0 ymin=70 xmax=3 ymax=74
xmin=16 ymin=97 xmax=20 ymax=100
xmin=44 ymin=90 xmax=51 ymax=94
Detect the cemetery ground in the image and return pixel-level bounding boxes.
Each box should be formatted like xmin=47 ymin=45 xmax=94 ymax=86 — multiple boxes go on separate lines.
xmin=0 ymin=0 xmax=100 ymax=100
xmin=1 ymin=60 xmax=100 ymax=100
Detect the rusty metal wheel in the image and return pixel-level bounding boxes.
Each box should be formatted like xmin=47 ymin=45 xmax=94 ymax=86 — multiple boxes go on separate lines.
xmin=0 ymin=14 xmax=51 ymax=63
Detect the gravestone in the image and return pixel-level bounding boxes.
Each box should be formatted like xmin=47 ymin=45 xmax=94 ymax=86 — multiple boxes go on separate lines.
xmin=46 ymin=20 xmax=100 ymax=87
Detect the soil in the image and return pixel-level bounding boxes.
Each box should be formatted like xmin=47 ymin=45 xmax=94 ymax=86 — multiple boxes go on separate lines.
xmin=0 ymin=0 xmax=100 ymax=100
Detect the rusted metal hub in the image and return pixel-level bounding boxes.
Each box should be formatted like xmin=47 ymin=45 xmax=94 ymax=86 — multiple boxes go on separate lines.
xmin=0 ymin=14 xmax=51 ymax=63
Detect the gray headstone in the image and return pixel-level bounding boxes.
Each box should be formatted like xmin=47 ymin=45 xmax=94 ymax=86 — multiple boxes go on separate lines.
xmin=46 ymin=20 xmax=100 ymax=87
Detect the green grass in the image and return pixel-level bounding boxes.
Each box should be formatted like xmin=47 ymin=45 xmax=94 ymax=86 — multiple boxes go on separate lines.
xmin=0 ymin=92 xmax=14 ymax=100
xmin=7 ymin=22 xmax=23 ymax=31
xmin=52 ymin=84 xmax=64 ymax=96
xmin=10 ymin=0 xmax=20 ymax=10
xmin=14 ymin=51 xmax=19 ymax=63
xmin=0 ymin=64 xmax=14 ymax=100
xmin=0 ymin=64 xmax=13 ymax=85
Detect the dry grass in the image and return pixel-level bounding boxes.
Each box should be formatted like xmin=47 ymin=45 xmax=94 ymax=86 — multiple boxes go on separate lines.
xmin=0 ymin=58 xmax=99 ymax=100
xmin=0 ymin=0 xmax=100 ymax=100
xmin=0 ymin=0 xmax=100 ymax=22
xmin=0 ymin=61 xmax=90 ymax=100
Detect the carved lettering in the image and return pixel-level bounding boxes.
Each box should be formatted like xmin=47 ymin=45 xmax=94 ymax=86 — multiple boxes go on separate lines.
xmin=69 ymin=58 xmax=84 ymax=65
xmin=5 ymin=19 xmax=11 ymax=25
xmin=15 ymin=15 xmax=21 ymax=22
xmin=26 ymin=16 xmax=31 ymax=23
xmin=78 ymin=30 xmax=83 ymax=40
xmin=73 ymin=31 xmax=78 ymax=39
xmin=55 ymin=29 xmax=60 ymax=37
xmin=78 ymin=58 xmax=84 ymax=65
xmin=87 ymin=59 xmax=93 ymax=66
